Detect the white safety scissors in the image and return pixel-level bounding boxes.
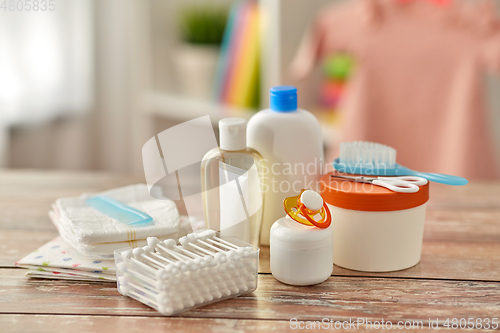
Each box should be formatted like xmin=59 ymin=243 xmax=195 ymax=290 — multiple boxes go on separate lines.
xmin=330 ymin=175 xmax=428 ymax=193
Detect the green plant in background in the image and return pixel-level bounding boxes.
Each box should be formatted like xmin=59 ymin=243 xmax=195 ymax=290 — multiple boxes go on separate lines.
xmin=323 ymin=53 xmax=355 ymax=81
xmin=180 ymin=6 xmax=228 ymax=45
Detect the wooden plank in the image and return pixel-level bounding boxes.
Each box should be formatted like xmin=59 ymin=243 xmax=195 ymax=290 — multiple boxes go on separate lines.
xmin=259 ymin=240 xmax=500 ymax=281
xmin=0 ymin=171 xmax=143 ymax=230
xmin=0 ymin=269 xmax=499 ymax=325
xmin=0 ymin=172 xmax=499 ymax=331
xmin=0 ymin=171 xmax=190 ymax=230
xmin=4 ymin=225 xmax=499 ymax=280
xmin=0 ymin=171 xmax=144 ymax=212
xmin=1 ymin=315 xmax=288 ymax=333
xmin=2 ymin=205 xmax=500 ymax=278
xmin=330 ymin=240 xmax=500 ymax=281
xmin=0 ymin=171 xmax=498 ymax=233
xmin=258 ymin=208 xmax=500 ymax=280
xmin=0 ymin=314 xmax=480 ymax=333
xmin=0 ymin=230 xmax=58 ymax=267
xmin=4 ymin=229 xmax=499 ymax=281
xmin=0 ymin=201 xmax=54 ymax=230
xmin=428 ymin=182 xmax=500 ymax=210
xmin=424 ymin=209 xmax=500 ymax=243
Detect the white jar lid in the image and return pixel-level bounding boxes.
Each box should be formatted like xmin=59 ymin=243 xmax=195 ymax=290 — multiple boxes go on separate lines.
xmin=270 ymin=216 xmax=333 ymax=251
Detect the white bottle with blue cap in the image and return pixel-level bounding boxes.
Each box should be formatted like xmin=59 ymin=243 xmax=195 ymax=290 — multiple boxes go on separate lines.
xmin=247 ymin=86 xmax=324 ymax=245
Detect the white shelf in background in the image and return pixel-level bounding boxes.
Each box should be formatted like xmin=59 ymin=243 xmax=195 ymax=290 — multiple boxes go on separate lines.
xmin=145 ymin=92 xmax=256 ymax=124
xmin=145 ymin=92 xmax=337 ymax=144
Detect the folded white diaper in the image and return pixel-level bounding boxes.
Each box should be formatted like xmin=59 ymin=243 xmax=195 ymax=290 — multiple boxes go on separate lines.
xmin=50 ymin=214 xmax=151 ymax=258
xmin=53 ymin=184 xmax=180 ymax=244
xmin=16 ymin=215 xmax=199 ymax=282
xmin=49 ymin=184 xmax=183 ymax=258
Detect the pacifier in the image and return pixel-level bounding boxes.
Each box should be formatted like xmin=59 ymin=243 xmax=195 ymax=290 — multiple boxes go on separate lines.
xmin=283 ymin=189 xmax=331 ymax=228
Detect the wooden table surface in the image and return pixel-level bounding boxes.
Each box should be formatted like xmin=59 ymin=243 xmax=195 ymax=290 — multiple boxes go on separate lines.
xmin=0 ymin=169 xmax=499 ymax=332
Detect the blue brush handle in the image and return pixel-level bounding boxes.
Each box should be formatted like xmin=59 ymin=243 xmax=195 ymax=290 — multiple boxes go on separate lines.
xmin=395 ymin=166 xmax=468 ymax=186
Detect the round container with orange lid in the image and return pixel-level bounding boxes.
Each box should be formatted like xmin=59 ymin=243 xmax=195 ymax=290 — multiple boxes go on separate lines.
xmin=320 ymin=172 xmax=430 ymax=272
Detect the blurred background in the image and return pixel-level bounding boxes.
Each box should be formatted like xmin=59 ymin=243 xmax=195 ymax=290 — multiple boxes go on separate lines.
xmin=1 ymin=0 xmax=499 ymax=179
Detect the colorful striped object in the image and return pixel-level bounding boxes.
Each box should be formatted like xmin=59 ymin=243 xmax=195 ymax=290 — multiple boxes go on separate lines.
xmin=214 ymin=0 xmax=260 ymax=109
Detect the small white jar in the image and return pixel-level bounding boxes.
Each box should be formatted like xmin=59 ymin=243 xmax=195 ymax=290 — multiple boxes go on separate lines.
xmin=320 ymin=172 xmax=430 ymax=272
xmin=270 ymin=216 xmax=333 ymax=286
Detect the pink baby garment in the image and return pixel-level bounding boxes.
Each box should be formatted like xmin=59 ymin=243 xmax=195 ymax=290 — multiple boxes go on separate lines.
xmin=293 ymin=0 xmax=500 ymax=179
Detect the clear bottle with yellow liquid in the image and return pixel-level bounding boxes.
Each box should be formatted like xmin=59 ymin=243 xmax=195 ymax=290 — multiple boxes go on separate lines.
xmin=200 ymin=118 xmax=264 ymax=247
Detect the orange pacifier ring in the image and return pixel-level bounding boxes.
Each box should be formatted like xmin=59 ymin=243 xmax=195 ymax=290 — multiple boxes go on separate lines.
xmin=283 ymin=189 xmax=331 ymax=228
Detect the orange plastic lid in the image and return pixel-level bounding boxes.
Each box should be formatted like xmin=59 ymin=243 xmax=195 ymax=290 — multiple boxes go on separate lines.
xmin=320 ymin=172 xmax=429 ymax=212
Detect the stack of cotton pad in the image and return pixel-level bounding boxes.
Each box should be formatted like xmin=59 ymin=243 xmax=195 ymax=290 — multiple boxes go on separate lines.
xmin=115 ymin=230 xmax=259 ymax=316
xmin=50 ymin=184 xmax=181 ymax=259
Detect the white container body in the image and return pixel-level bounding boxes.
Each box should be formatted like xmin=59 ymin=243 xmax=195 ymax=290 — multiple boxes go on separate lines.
xmin=326 ymin=203 xmax=427 ymax=272
xmin=270 ymin=217 xmax=333 ymax=286
xmin=247 ymin=109 xmax=324 ymax=245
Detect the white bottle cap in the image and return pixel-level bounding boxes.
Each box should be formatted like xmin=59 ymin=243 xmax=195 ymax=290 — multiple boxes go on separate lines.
xmin=219 ymin=118 xmax=247 ymax=151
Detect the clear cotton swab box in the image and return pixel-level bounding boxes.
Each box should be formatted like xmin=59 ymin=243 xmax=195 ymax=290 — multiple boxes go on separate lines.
xmin=114 ymin=230 xmax=259 ymax=316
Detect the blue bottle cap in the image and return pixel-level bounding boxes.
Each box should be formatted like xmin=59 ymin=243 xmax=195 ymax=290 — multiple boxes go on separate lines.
xmin=270 ymin=86 xmax=297 ymax=112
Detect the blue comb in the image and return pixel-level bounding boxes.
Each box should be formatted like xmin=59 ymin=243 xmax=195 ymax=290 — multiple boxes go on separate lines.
xmin=333 ymin=158 xmax=468 ymax=186
xmin=85 ymin=196 xmax=153 ymax=226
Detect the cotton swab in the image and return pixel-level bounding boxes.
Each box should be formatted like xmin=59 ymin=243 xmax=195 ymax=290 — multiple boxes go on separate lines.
xmin=115 ymin=231 xmax=259 ymax=316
